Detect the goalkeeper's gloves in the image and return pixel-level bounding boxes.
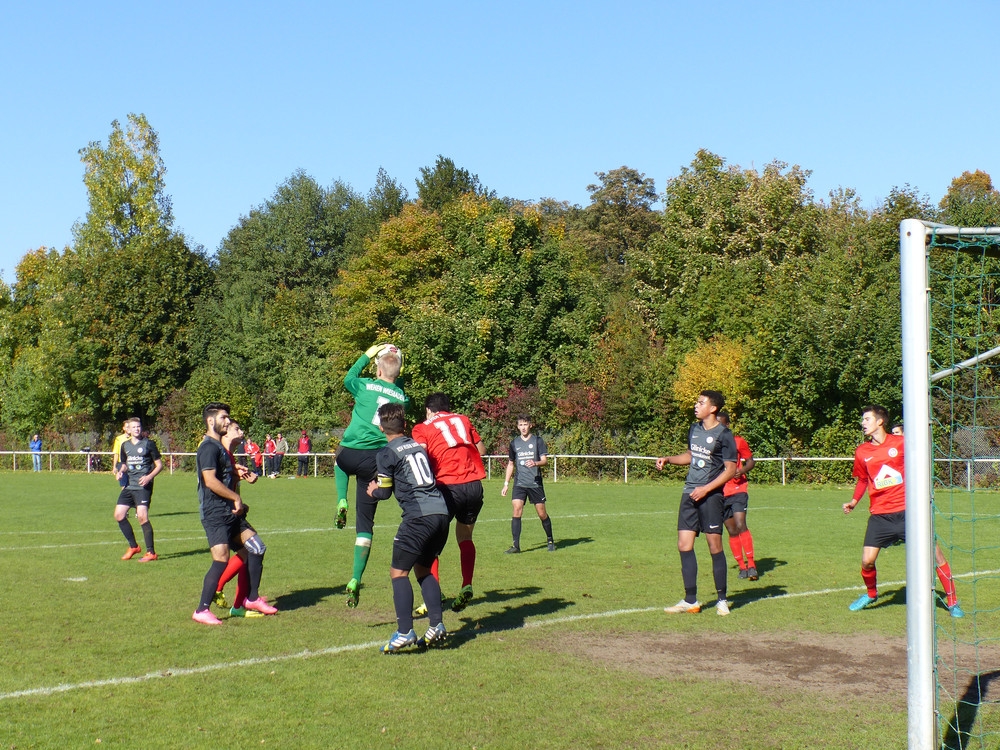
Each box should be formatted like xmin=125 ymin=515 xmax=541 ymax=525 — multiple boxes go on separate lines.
xmin=365 ymin=343 xmax=390 ymax=359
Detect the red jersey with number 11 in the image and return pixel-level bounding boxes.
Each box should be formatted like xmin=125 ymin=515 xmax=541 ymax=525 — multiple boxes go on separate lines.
xmin=412 ymin=411 xmax=486 ymax=485
xmin=852 ymin=433 xmax=906 ymax=515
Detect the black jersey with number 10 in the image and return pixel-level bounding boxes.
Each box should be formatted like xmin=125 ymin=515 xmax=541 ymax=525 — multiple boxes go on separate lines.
xmin=373 ymin=436 xmax=449 ymax=521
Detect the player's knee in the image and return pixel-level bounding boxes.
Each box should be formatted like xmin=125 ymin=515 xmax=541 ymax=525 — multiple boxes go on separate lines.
xmin=244 ymin=534 xmax=266 ymax=556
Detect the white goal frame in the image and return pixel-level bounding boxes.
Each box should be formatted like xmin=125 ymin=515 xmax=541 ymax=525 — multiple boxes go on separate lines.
xmin=900 ymin=219 xmax=1000 ymax=750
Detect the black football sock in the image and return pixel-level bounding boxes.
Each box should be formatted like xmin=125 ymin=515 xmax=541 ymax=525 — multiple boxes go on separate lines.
xmin=247 ymin=553 xmax=264 ymax=601
xmin=118 ymin=518 xmax=138 ymax=548
xmin=680 ymin=549 xmax=698 ymax=602
xmin=392 ymin=576 xmax=415 ymax=633
xmin=541 ymin=517 xmax=553 ymax=541
xmin=711 ymin=551 xmax=728 ymax=601
xmin=418 ymin=573 xmax=443 ymax=627
xmin=198 ymin=560 xmax=227 ymax=611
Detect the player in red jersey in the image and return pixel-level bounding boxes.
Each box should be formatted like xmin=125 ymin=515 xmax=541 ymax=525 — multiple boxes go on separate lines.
xmin=717 ymin=411 xmax=758 ymax=580
xmin=844 ymin=405 xmax=963 ymax=617
xmin=891 ymin=422 xmax=962 ymax=618
xmin=411 ymin=392 xmax=487 ymax=612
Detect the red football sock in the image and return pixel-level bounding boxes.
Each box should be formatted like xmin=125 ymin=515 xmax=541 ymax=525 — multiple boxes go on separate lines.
xmin=937 ymin=562 xmax=957 ymax=607
xmin=459 ymin=539 xmax=477 ymax=587
xmin=218 ymin=555 xmax=244 ymax=592
xmin=861 ymin=567 xmax=878 ymax=598
xmin=739 ymin=530 xmax=756 ymax=568
xmin=234 ymin=565 xmax=250 ymax=609
xmin=430 ymin=556 xmax=440 ymax=583
xmin=727 ymin=535 xmax=746 ymax=569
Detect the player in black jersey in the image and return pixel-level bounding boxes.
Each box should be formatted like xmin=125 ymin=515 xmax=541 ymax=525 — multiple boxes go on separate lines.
xmin=367 ymin=403 xmax=450 ymax=653
xmin=192 ymin=403 xmax=276 ymax=625
xmin=113 ymin=417 xmax=163 ymax=562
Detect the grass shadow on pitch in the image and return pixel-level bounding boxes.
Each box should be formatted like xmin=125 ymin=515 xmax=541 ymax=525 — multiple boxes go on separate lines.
xmin=729 ymin=584 xmax=789 ymax=609
xmin=942 ymin=670 xmax=1000 ymax=750
xmin=747 ymin=556 xmax=786 ymax=578
xmin=443 ymin=594 xmax=575 ymax=650
xmin=521 ymin=536 xmax=593 ymax=553
xmin=868 ymin=586 xmax=906 ymax=610
xmin=273 ymin=586 xmax=340 ymax=612
xmin=157 ymin=547 xmax=210 ymax=560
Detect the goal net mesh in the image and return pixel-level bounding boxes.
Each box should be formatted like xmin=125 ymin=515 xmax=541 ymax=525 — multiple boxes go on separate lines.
xmin=928 ymin=228 xmax=1000 ymax=748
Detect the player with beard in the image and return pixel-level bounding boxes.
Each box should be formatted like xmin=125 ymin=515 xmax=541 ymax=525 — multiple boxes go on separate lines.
xmin=192 ymin=403 xmax=276 ymax=625
xmin=211 ymin=419 xmax=270 ymax=618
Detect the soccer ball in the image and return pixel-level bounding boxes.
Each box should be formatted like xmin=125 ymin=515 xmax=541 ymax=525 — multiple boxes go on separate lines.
xmin=375 ymin=343 xmax=404 ymax=373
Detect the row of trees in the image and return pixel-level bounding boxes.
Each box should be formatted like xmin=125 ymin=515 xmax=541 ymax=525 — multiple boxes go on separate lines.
xmin=2 ymin=114 xmax=999 ymax=468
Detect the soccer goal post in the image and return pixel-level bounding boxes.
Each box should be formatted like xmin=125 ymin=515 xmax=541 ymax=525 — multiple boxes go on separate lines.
xmin=901 ymin=219 xmax=1000 ymax=750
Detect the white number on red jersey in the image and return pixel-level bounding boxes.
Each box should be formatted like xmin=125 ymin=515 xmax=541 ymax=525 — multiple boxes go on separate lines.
xmin=432 ymin=416 xmax=471 ymax=447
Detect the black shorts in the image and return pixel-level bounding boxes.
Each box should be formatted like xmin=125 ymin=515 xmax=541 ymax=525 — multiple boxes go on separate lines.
xmin=723 ymin=492 xmax=749 ymax=519
xmin=512 ymin=485 xmax=546 ymax=505
xmin=677 ymin=491 xmax=725 ymax=535
xmin=864 ymin=512 xmax=906 ymax=548
xmin=336 ymin=445 xmax=378 ymax=482
xmin=440 ymin=481 xmax=484 ymax=525
xmin=391 ymin=514 xmax=450 ymax=570
xmin=337 ymin=445 xmax=381 ymax=518
xmin=201 ymin=503 xmax=253 ymax=549
xmin=116 ymin=486 xmax=152 ymax=508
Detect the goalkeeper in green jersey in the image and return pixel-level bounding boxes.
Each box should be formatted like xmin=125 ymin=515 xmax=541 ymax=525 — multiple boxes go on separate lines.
xmin=335 ymin=343 xmax=407 ymax=607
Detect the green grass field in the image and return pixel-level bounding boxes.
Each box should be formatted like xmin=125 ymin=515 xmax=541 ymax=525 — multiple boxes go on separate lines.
xmin=1 ymin=471 xmax=996 ymax=748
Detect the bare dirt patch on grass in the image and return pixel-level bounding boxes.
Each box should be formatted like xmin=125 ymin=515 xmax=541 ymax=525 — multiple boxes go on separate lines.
xmin=556 ymin=630 xmax=917 ymax=704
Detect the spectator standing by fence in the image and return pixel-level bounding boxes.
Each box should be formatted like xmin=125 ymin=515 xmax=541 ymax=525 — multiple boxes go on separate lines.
xmin=264 ymin=434 xmax=276 ymax=478
xmin=274 ymin=433 xmax=288 ymax=477
xmin=297 ymin=431 xmax=312 ymax=477
xmin=30 ymin=434 xmax=42 ymax=471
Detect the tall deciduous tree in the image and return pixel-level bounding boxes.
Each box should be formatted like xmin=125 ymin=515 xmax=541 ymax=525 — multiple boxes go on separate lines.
xmin=202 ymin=171 xmax=369 ymax=429
xmin=938 ymin=170 xmax=1000 ymax=226
xmin=75 ymin=114 xmax=173 ymax=254
xmin=62 ymin=114 xmax=210 ymax=423
xmin=415 ymin=155 xmax=493 ymax=211
xmin=584 ymin=166 xmax=660 ymax=265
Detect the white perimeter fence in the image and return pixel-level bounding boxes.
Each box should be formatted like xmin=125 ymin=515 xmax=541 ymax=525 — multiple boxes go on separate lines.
xmin=1 ymin=451 xmax=997 ymax=488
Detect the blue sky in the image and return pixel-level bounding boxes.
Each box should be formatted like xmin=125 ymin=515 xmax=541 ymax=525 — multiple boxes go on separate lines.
xmin=2 ymin=1 xmax=997 ymax=284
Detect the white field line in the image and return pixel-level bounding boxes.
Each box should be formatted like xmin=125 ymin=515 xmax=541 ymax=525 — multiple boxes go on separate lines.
xmin=3 ymin=570 xmax=996 ymax=702
xmin=0 ymin=506 xmax=855 ymax=552
xmin=0 ymin=506 xmax=991 ymax=553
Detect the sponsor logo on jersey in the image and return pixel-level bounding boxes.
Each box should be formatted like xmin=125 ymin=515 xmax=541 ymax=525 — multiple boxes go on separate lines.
xmin=873 ymin=465 xmax=903 ymax=490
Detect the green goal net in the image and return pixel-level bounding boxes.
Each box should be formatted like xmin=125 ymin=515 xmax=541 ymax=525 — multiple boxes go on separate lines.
xmin=904 ymin=220 xmax=1000 ymax=749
